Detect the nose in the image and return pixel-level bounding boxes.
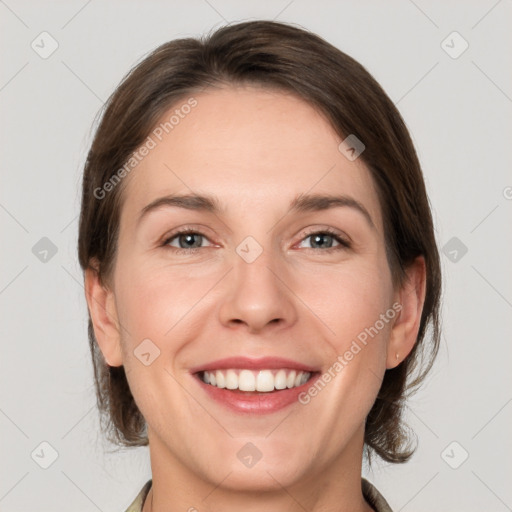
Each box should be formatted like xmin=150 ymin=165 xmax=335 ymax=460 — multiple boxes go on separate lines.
xmin=218 ymin=245 xmax=298 ymax=334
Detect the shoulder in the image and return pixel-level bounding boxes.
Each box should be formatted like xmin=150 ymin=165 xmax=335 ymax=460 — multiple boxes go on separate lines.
xmin=124 ymin=480 xmax=152 ymax=512
xmin=362 ymin=477 xmax=393 ymax=512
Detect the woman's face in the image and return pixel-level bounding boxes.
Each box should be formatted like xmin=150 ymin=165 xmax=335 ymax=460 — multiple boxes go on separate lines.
xmin=101 ymin=86 xmax=403 ymax=489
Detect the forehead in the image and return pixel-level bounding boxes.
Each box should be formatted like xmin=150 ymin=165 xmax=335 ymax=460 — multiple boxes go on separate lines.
xmin=120 ymin=85 xmax=382 ymax=229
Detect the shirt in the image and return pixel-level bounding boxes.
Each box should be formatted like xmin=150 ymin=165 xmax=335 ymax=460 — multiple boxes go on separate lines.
xmin=124 ymin=477 xmax=393 ymax=512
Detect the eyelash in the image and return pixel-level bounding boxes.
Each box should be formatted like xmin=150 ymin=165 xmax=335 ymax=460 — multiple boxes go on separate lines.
xmin=160 ymin=226 xmax=351 ymax=254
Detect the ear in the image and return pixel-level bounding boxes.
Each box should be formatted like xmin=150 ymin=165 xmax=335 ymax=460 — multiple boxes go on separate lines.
xmin=84 ymin=262 xmax=123 ymax=367
xmin=386 ymin=256 xmax=426 ymax=369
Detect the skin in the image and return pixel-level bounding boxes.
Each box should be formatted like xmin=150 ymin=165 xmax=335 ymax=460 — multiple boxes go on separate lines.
xmin=85 ymin=85 xmax=426 ymax=512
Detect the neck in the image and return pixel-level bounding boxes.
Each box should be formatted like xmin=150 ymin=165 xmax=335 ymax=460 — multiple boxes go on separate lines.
xmin=143 ymin=427 xmax=374 ymax=512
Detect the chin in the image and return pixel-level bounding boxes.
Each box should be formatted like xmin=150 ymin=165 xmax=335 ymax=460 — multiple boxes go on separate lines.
xmin=203 ymin=439 xmax=314 ymax=492
xmin=213 ymin=461 xmax=305 ymax=493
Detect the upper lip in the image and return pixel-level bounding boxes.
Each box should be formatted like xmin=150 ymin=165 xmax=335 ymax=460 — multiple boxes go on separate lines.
xmin=189 ymin=356 xmax=319 ymax=374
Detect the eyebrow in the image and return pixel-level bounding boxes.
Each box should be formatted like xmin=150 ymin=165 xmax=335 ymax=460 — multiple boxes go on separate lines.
xmin=137 ymin=192 xmax=375 ymax=230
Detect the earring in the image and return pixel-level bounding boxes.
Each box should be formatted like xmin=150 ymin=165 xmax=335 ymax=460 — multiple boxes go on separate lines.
xmin=395 ymin=353 xmax=400 ymax=360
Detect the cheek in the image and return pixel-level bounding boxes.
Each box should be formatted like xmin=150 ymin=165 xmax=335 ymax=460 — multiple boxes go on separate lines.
xmin=295 ymin=257 xmax=394 ymax=351
xmin=113 ymin=255 xmax=217 ymax=345
xmin=111 ymin=259 xmax=210 ymax=428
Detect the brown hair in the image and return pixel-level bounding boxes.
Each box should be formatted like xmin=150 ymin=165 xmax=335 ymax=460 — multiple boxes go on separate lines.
xmin=78 ymin=20 xmax=442 ymax=464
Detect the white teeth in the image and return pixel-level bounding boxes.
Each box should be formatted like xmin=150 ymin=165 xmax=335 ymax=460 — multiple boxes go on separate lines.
xmin=286 ymin=370 xmax=296 ymax=389
xmin=225 ymin=369 xmax=238 ymax=390
xmin=239 ymin=370 xmax=255 ymax=391
xmin=274 ymin=369 xmax=287 ymax=390
xmin=201 ymin=369 xmax=311 ymax=392
xmin=215 ymin=370 xmax=226 ymax=388
xmin=256 ymin=370 xmax=275 ymax=392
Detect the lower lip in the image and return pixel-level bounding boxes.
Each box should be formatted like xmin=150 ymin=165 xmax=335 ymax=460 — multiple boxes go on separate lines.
xmin=194 ymin=373 xmax=320 ymax=414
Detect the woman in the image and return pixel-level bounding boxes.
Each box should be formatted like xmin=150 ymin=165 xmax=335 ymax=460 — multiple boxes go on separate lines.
xmin=78 ymin=20 xmax=441 ymax=512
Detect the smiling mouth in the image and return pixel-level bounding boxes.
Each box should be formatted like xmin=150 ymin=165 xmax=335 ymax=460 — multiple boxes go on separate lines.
xmin=196 ymin=368 xmax=315 ymax=393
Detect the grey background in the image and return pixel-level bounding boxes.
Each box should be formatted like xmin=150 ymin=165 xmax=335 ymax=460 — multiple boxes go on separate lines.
xmin=1 ymin=1 xmax=511 ymax=511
